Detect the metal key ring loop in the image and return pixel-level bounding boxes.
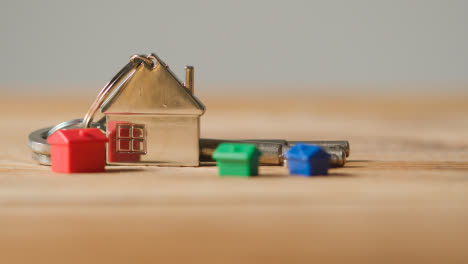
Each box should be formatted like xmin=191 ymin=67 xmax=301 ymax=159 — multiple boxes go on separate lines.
xmin=46 ymin=119 xmax=83 ymax=138
xmin=37 ymin=54 xmax=156 ymax=145
xmin=44 ymin=59 xmax=139 ymax=137
xmin=82 ymin=54 xmax=155 ymax=128
xmin=130 ymin=54 xmax=156 ymax=68
xmin=82 ymin=62 xmax=137 ymax=128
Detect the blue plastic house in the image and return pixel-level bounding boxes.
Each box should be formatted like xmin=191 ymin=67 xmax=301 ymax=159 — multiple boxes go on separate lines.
xmin=284 ymin=143 xmax=331 ymax=176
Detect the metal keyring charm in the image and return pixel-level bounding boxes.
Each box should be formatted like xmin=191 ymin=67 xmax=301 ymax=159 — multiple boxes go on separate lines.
xmin=47 ymin=119 xmax=83 ymax=138
xmin=28 ymin=127 xmax=53 ymax=155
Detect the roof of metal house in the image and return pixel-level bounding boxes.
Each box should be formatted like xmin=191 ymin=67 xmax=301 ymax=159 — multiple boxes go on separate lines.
xmin=101 ymin=54 xmax=205 ymax=116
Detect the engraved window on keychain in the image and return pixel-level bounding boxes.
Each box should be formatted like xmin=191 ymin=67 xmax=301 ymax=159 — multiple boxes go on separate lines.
xmin=116 ymin=124 xmax=146 ymax=154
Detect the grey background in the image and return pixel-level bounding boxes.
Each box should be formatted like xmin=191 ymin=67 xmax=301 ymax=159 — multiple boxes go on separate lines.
xmin=1 ymin=0 xmax=467 ymax=91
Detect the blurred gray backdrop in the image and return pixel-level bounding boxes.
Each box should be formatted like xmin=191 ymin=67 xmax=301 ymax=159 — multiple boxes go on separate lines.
xmin=1 ymin=0 xmax=467 ymax=92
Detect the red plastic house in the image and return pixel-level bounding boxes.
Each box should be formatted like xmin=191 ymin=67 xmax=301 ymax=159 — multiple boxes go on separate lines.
xmin=47 ymin=128 xmax=108 ymax=173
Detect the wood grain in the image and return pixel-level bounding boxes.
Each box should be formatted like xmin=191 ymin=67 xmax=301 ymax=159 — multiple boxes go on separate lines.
xmin=1 ymin=90 xmax=468 ymax=264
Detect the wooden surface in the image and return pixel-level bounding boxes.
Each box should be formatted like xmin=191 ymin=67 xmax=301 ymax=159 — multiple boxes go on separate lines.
xmin=1 ymin=90 xmax=468 ymax=263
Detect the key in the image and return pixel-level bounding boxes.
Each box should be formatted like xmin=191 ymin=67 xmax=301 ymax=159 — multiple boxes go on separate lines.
xmin=199 ymin=139 xmax=348 ymax=168
xmin=241 ymin=140 xmax=349 ymax=157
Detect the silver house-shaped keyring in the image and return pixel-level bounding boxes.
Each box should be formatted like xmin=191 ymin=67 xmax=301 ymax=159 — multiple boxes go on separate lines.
xmin=83 ymin=54 xmax=205 ymax=166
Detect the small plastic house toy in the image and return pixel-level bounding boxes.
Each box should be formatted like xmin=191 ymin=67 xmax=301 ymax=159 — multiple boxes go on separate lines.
xmin=212 ymin=143 xmax=261 ymax=177
xmin=47 ymin=128 xmax=108 ymax=173
xmin=284 ymin=143 xmax=331 ymax=176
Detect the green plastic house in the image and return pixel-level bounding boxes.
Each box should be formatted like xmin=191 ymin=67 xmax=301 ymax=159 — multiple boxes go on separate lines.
xmin=212 ymin=143 xmax=261 ymax=177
